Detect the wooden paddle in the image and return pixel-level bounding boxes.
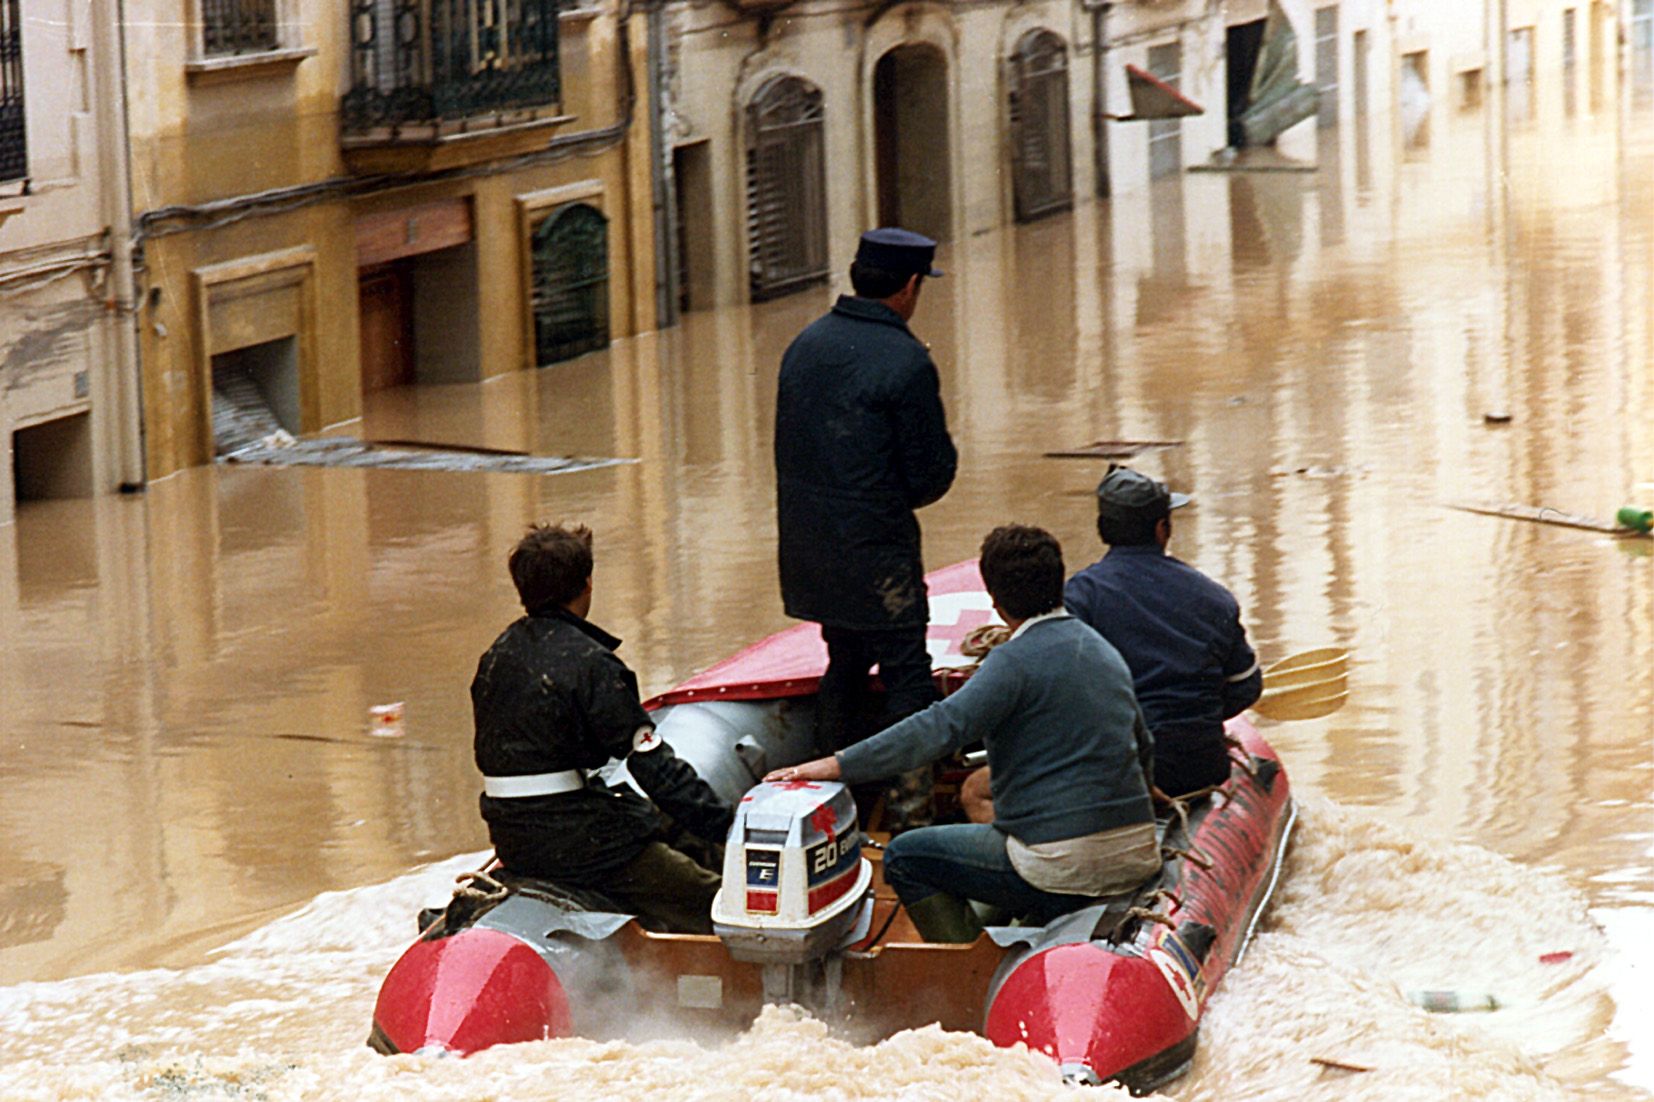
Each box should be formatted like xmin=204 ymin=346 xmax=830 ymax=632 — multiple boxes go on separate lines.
xmin=1253 ymin=647 xmax=1348 ymax=720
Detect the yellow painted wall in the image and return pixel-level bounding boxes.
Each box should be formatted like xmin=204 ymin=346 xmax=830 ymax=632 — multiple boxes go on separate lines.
xmin=127 ymin=1 xmax=658 ymax=480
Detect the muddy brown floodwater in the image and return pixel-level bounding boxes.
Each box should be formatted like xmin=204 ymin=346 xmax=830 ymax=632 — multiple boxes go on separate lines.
xmin=3 ymin=79 xmax=1652 ymax=1102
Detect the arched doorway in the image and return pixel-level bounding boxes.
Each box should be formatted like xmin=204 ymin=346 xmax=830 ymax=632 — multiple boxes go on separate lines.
xmin=745 ymin=74 xmax=830 ymax=301
xmin=873 ymin=44 xmax=952 ymax=241
xmin=531 ymin=202 xmax=610 ymax=365
xmin=1009 ymin=29 xmax=1073 ymax=223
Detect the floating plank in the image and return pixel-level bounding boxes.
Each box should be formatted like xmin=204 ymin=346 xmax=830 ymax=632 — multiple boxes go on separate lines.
xmin=1445 ymin=500 xmax=1644 ymax=536
xmin=223 ymin=437 xmax=630 ymax=476
xmin=1044 ymin=440 xmax=1183 ymax=460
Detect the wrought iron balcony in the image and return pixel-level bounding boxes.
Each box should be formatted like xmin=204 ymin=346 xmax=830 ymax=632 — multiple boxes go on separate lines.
xmin=341 ymin=0 xmax=562 ymax=143
xmin=0 ymin=0 xmax=25 ymax=184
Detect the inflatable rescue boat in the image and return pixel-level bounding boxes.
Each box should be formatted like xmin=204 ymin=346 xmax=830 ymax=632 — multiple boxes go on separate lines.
xmin=369 ymin=562 xmax=1295 ymax=1092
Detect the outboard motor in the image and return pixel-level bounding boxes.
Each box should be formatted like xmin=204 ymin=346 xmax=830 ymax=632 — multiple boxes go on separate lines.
xmin=710 ymin=780 xmax=873 ymax=1015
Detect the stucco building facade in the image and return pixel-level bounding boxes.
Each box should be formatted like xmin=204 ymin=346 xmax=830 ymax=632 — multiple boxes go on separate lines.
xmin=0 ymin=1 xmax=139 ymax=524
xmin=123 ymin=0 xmax=659 ymax=481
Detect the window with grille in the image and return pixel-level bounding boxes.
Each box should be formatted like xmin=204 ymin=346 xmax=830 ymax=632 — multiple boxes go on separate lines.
xmin=1315 ymin=6 xmax=1339 ymax=128
xmin=202 ymin=0 xmax=280 ymax=57
xmin=1147 ymin=43 xmax=1182 ymax=180
xmin=746 ymin=75 xmax=829 ymax=302
xmin=1010 ymin=30 xmax=1073 ymax=223
xmin=0 ymin=0 xmax=24 ymax=184
xmin=531 ymin=203 xmax=610 ymax=366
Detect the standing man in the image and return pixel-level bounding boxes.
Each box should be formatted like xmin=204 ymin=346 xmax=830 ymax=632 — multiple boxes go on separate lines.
xmin=774 ymin=228 xmax=958 ymax=781
xmin=472 ymin=523 xmax=733 ymax=933
xmin=1063 ymin=467 xmax=1263 ymax=798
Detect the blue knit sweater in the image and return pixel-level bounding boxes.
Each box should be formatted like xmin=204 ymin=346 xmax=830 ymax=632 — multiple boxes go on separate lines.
xmin=835 ymin=613 xmax=1156 ymax=844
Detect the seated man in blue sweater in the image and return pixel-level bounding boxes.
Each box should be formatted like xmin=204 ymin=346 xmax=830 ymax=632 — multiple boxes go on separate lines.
xmin=1063 ymin=467 xmax=1262 ymax=798
xmin=765 ymin=525 xmax=1161 ymax=943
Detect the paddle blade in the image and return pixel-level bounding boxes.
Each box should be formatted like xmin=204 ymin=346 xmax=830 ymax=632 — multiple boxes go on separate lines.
xmin=1254 ymin=680 xmax=1347 ymax=720
xmin=1256 ymin=647 xmax=1349 ymax=720
xmin=1263 ymin=647 xmax=1348 ymax=688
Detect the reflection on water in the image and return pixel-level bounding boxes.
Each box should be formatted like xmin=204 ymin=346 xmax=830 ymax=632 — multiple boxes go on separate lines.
xmin=3 ymin=64 xmax=1652 ymax=1100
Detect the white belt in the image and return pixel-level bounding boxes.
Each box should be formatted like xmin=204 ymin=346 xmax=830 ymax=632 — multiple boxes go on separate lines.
xmin=483 ymin=770 xmax=585 ymax=798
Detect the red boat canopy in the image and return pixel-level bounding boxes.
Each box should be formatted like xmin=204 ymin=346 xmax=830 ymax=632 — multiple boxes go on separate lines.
xmin=644 ymin=561 xmax=1003 ymax=709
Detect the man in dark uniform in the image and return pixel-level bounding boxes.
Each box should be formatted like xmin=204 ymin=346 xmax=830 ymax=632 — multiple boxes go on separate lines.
xmin=471 ymin=523 xmax=733 ymax=933
xmin=1063 ymin=467 xmax=1263 ymax=798
xmin=774 ymin=228 xmax=959 ymax=794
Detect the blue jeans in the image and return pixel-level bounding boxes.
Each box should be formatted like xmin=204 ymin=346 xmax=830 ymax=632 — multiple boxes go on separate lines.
xmin=882 ymin=823 xmax=1092 ymax=926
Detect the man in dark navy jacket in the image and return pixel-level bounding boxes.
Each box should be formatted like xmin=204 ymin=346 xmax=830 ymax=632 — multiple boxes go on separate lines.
xmin=774 ymin=229 xmax=958 ymax=775
xmin=1063 ymin=467 xmax=1263 ymax=798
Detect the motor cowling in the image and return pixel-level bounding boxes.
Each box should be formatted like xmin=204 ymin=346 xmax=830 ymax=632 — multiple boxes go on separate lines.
xmin=710 ymin=780 xmax=872 ymax=964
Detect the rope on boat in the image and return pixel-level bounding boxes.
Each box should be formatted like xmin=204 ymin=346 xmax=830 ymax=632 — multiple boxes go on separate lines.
xmin=455 ymin=870 xmax=510 ymax=904
xmin=1161 ymin=845 xmax=1214 ymax=871
xmin=1125 ymin=907 xmax=1178 ymax=929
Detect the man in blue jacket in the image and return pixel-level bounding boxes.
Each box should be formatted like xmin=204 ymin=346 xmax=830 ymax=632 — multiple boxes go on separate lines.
xmin=1064 ymin=467 xmax=1262 ymax=798
xmin=774 ymin=228 xmax=958 ymax=819
xmin=767 ymin=526 xmax=1160 ymax=942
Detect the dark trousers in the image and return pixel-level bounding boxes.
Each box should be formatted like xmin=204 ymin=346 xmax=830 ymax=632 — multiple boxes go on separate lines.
xmin=603 ymin=841 xmax=722 ymax=935
xmin=816 ymin=623 xmax=940 ymax=830
xmin=814 ymin=623 xmax=939 ymax=753
xmin=1153 ymin=725 xmax=1233 ymax=797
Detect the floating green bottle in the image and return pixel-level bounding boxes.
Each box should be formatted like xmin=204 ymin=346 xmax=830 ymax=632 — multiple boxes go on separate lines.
xmin=1617 ymin=506 xmax=1653 ymax=535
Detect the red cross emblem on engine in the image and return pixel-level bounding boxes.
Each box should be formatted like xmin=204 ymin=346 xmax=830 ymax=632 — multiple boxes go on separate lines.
xmin=774 ymin=780 xmax=821 ymax=791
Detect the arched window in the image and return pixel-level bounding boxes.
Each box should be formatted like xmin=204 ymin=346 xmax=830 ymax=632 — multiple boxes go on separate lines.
xmin=1010 ymin=30 xmax=1073 ymax=222
xmin=746 ymin=75 xmax=829 ymax=301
xmin=531 ymin=202 xmax=609 ymax=366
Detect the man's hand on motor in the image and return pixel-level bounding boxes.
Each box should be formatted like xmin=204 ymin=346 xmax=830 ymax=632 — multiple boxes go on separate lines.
xmin=763 ymin=756 xmax=842 ymax=784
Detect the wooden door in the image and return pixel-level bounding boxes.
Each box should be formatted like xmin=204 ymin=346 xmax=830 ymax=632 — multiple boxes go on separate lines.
xmin=358 ymin=265 xmax=414 ymax=393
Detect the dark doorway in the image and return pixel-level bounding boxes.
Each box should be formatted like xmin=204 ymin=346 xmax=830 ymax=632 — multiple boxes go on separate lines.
xmin=211 ymin=337 xmax=300 ymax=455
xmin=674 ymin=140 xmax=716 ymax=313
xmin=874 ymin=44 xmax=952 ymax=240
xmin=531 ymin=202 xmax=610 ymax=366
xmin=11 ymin=413 xmax=92 ymax=503
xmin=358 ymin=264 xmax=414 ymax=393
xmin=1009 ymin=30 xmax=1073 ymax=223
xmin=745 ymin=75 xmax=829 ymax=302
xmin=1226 ymin=20 xmax=1266 ymax=148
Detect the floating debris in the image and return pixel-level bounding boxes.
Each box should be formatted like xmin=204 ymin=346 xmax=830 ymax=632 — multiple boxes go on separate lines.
xmin=1483 ymin=411 xmax=1513 ymax=424
xmin=369 ymin=702 xmax=405 ymax=738
xmin=1408 ymin=990 xmax=1500 ymax=1013
xmin=221 ymin=437 xmax=630 ymax=476
xmin=1446 ymin=500 xmax=1650 ymax=538
xmin=1044 ymin=439 xmax=1183 ymax=460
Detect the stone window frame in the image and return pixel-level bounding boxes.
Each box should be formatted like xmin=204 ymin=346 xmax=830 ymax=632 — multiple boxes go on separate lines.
xmin=184 ymin=0 xmax=315 ymax=85
xmin=190 ymin=246 xmax=321 ymax=456
xmin=514 ymin=179 xmax=611 ymax=370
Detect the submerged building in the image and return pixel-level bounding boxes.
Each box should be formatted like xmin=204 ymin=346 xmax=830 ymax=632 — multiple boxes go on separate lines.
xmin=124 ymin=0 xmax=660 ymax=483
xmin=0 ymin=1 xmax=1649 ymax=519
xmin=0 ymin=1 xmax=139 ymax=524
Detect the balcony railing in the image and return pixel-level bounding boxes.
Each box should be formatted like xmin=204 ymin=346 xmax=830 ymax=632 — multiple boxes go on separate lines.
xmin=342 ymin=0 xmax=561 ymax=136
xmin=0 ymin=0 xmax=25 ymax=184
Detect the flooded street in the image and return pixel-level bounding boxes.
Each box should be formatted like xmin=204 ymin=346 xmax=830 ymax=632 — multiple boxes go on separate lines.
xmin=4 ymin=82 xmax=1652 ymax=1100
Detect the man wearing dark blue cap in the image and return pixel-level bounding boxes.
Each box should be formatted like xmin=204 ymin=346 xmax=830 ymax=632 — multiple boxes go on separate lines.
xmin=774 ymin=228 xmax=958 ymax=807
xmin=1062 ymin=466 xmax=1262 ymax=798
